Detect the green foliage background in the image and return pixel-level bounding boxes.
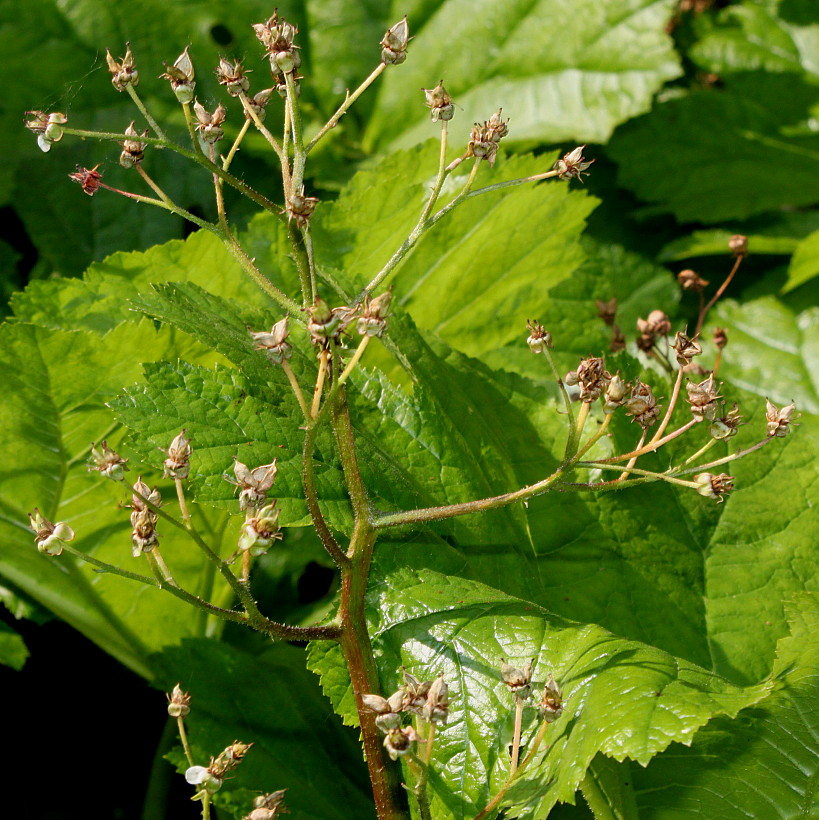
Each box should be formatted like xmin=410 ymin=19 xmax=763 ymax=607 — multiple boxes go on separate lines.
xmin=1 ymin=0 xmax=819 ymax=818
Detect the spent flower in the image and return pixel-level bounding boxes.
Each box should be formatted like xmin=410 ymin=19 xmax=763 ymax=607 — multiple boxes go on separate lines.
xmin=526 ymin=320 xmax=552 ymax=354
xmin=538 ymin=673 xmax=564 ymax=722
xmin=29 ymin=509 xmax=74 ymax=556
xmin=501 ymin=658 xmax=533 ymax=697
xmin=250 ymin=317 xmax=292 ymax=363
xmin=553 ymin=145 xmax=593 ymax=181
xmin=765 ymin=399 xmax=798 ymax=438
xmin=163 ymin=430 xmax=192 ymax=479
xmin=167 ymin=683 xmax=191 ymax=718
xmin=25 ymin=110 xmax=67 ymax=152
xmin=106 ymin=43 xmax=139 ymax=91
xmin=694 ymin=472 xmax=734 ymax=503
xmin=161 ymin=47 xmax=196 ymax=104
xmin=381 ymin=16 xmax=410 ymax=65
xmin=357 ymin=291 xmax=392 ymax=338
xmin=193 ymin=101 xmax=226 ymax=143
xmin=423 ymin=81 xmax=454 ymax=122
xmin=119 ymin=121 xmax=149 ymax=168
xmin=88 ymin=440 xmax=128 ymax=481
xmin=231 ymin=459 xmax=278 ymax=511
xmin=216 ymin=57 xmax=251 ymax=96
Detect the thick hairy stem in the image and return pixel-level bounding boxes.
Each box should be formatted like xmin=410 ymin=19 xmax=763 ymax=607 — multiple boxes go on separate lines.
xmin=340 ymin=522 xmax=409 ymax=820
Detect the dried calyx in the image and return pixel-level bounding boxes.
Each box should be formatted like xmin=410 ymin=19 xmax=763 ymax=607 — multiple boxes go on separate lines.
xmin=381 ymin=17 xmax=410 ymax=65
xmin=106 ymin=42 xmax=139 ymax=91
xmin=161 ymin=47 xmax=196 ymax=104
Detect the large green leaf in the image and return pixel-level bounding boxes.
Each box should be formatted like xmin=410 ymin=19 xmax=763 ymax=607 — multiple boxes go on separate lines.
xmin=363 ymin=0 xmax=681 ymax=150
xmin=708 ymin=295 xmax=819 ymax=414
xmin=0 ymin=621 xmax=28 ymax=670
xmin=368 ymin=568 xmax=772 ymax=820
xmin=607 ymin=72 xmax=819 ymax=223
xmin=111 ymin=358 xmax=353 ymax=531
xmin=632 ymin=593 xmax=819 ymax=819
xmin=150 ymin=638 xmax=374 ymax=820
xmin=0 ymin=320 xmax=234 ymax=677
xmin=10 ymin=229 xmax=274 ymax=334
xmin=312 ymin=143 xmax=598 ymax=358
xmin=785 ymin=228 xmax=819 ymax=292
xmin=688 ymin=0 xmax=819 ymax=77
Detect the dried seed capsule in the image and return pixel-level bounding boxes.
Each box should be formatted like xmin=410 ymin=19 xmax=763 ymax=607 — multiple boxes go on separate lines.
xmin=538 ymin=673 xmax=564 ymax=722
xmin=250 ymin=317 xmax=292 ymax=363
xmin=88 ymin=440 xmax=128 ymax=481
xmin=119 ymin=121 xmax=149 ymax=169
xmin=423 ymin=81 xmax=454 ymax=122
xmin=553 ymin=146 xmax=593 ymax=181
xmin=526 ymin=320 xmax=553 ymax=353
xmin=729 ymin=234 xmax=748 ymax=256
xmin=765 ymin=399 xmax=798 ymax=438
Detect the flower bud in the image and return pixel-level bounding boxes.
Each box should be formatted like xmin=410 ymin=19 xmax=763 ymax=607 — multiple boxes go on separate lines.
xmin=526 ymin=320 xmax=552 ymax=353
xmin=423 ymin=81 xmax=454 ymax=122
xmin=29 ymin=509 xmax=74 ymax=556
xmin=694 ymin=472 xmax=734 ymax=502
xmin=250 ymin=317 xmax=292 ymax=363
xmin=553 ymin=146 xmax=593 ymax=182
xmin=161 ymin=47 xmax=196 ymax=104
xmin=729 ymin=234 xmax=748 ymax=256
xmin=765 ymin=399 xmax=798 ymax=438
xmin=381 ymin=16 xmax=410 ymax=64
xmin=167 ymin=683 xmax=191 ymax=718
xmin=106 ymin=43 xmax=139 ymax=91
xmin=163 ymin=429 xmax=192 ymax=479
xmin=88 ymin=440 xmax=128 ymax=481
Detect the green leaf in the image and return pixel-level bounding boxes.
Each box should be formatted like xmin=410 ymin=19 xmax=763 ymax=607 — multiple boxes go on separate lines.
xmin=150 ymin=638 xmax=374 ymax=820
xmin=363 ymin=0 xmax=681 ymax=150
xmin=632 ymin=593 xmax=819 ymax=819
xmin=607 ymin=72 xmax=819 ymax=223
xmin=0 ymin=320 xmax=237 ymax=676
xmin=658 ymin=230 xmax=800 ymax=263
xmin=111 ymin=358 xmax=352 ymax=530
xmin=314 ymin=144 xmax=597 ymax=358
xmin=708 ymin=295 xmax=819 ymax=414
xmin=10 ymin=230 xmax=271 ymax=334
xmin=306 ymin=639 xmax=359 ymax=728
xmin=368 ymin=569 xmax=772 ymax=820
xmin=688 ymin=0 xmax=819 ymax=77
xmin=784 ymin=228 xmax=819 ymax=292
xmin=0 ymin=621 xmax=28 ymax=670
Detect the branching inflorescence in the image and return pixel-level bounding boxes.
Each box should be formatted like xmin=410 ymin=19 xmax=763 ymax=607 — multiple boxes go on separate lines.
xmin=25 ymin=11 xmax=797 ymax=820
